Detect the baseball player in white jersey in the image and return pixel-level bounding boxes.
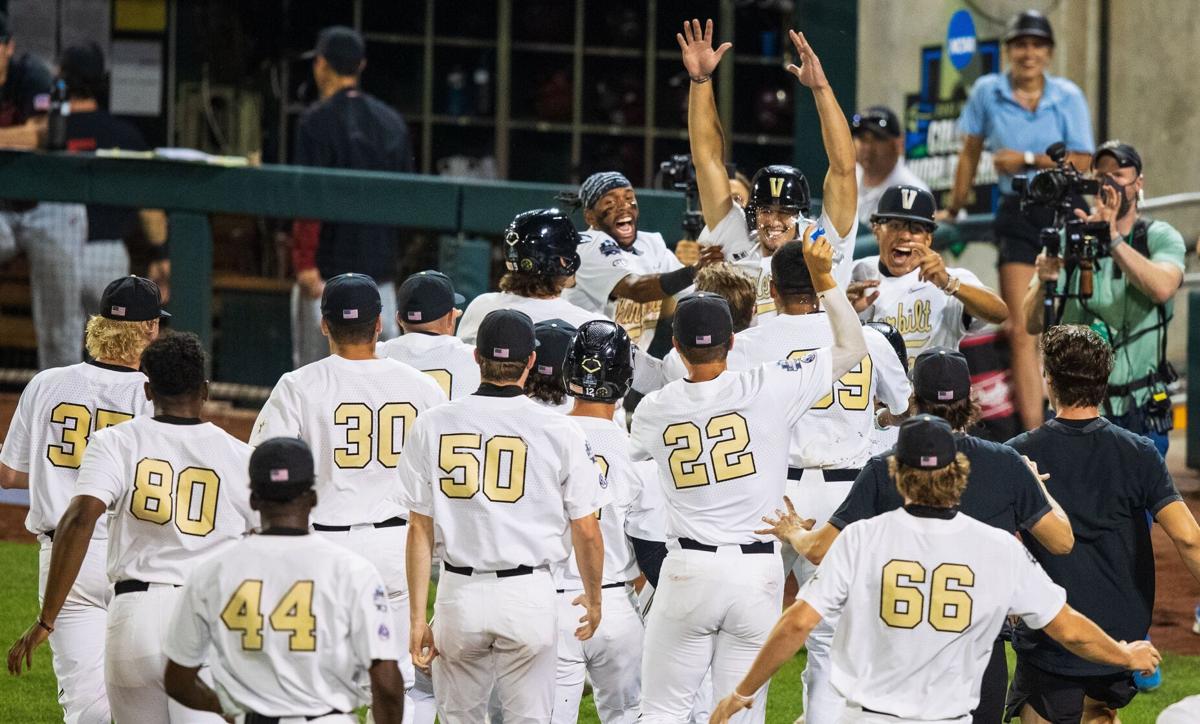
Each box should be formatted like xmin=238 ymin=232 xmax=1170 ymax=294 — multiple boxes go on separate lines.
xmin=551 ymin=320 xmax=652 ymax=723
xmin=711 ymin=416 xmax=1161 ymax=724
xmin=400 ymin=309 xmax=609 ymax=723
xmin=457 ymin=209 xmax=609 ymax=343
xmin=526 ymin=318 xmax=579 ymax=415
xmin=250 ymin=272 xmax=446 ymax=710
xmin=163 ymin=437 xmax=406 ymax=724
xmin=9 ymin=332 xmax=257 ymax=723
xmin=681 ymin=19 xmax=859 ymax=319
xmin=851 ymin=185 xmax=1007 ymax=358
xmin=562 ymin=171 xmax=723 ymax=352
xmin=378 ymin=270 xmax=480 ymax=400
xmin=2 ymin=276 xmax=163 ymax=724
xmin=629 ymin=227 xmax=866 ymax=722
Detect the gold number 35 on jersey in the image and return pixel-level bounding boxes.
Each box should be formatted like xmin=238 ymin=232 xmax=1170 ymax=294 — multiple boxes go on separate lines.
xmin=880 ymin=560 xmax=975 ymax=633
xmin=220 ymin=579 xmax=317 ymax=652
xmin=46 ymin=403 xmax=133 ymax=469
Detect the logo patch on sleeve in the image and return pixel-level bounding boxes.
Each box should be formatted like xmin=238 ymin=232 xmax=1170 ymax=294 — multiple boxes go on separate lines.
xmin=777 ymin=353 xmax=815 ymax=370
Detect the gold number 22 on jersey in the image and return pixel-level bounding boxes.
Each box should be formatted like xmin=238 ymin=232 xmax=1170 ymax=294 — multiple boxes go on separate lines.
xmin=220 ymin=579 xmax=317 ymax=652
xmin=662 ymin=412 xmax=756 ymax=489
xmin=789 ymin=350 xmax=873 ymax=411
xmin=46 ymin=403 xmax=134 ymax=469
xmin=880 ymin=560 xmax=974 ymax=633
xmin=438 ymin=433 xmax=528 ymax=503
xmin=333 ymin=402 xmax=418 ymax=469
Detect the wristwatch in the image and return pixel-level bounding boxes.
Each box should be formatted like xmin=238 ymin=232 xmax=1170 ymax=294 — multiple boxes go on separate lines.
xmin=1024 ymin=150 xmax=1036 ymax=167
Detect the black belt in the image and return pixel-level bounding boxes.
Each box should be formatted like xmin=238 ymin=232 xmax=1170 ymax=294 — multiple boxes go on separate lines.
xmin=679 ymin=537 xmax=773 ymax=554
xmin=43 ymin=529 xmax=54 ymax=541
xmin=312 ymin=516 xmax=406 ymax=532
xmin=1107 ymin=372 xmax=1157 ymax=399
xmin=444 ymin=563 xmax=534 ymax=578
xmin=787 ymin=467 xmax=860 ymax=482
xmin=861 ymin=706 xmax=900 ymax=718
xmin=244 ymin=711 xmax=343 ymax=724
xmin=556 ymin=581 xmax=627 ymax=593
xmin=114 ymin=580 xmax=180 ymax=596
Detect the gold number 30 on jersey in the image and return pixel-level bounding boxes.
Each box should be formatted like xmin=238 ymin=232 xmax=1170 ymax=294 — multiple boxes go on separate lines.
xmin=880 ymin=560 xmax=974 ymax=633
xmin=438 ymin=434 xmax=528 ymax=503
xmin=46 ymin=403 xmax=134 ymax=469
xmin=220 ymin=579 xmax=317 ymax=652
xmin=789 ymin=350 xmax=873 ymax=411
xmin=662 ymin=412 xmax=756 ymax=489
xmin=333 ymin=402 xmax=418 ymax=469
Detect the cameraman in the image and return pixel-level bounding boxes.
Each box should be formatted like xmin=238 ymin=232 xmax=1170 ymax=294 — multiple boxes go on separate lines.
xmin=1023 ymin=141 xmax=1186 ymax=453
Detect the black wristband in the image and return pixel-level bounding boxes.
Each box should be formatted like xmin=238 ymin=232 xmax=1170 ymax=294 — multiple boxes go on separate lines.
xmin=659 ymin=265 xmax=698 ymax=296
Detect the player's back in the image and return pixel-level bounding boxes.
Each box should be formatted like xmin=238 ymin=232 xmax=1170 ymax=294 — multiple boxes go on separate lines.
xmin=811 ymin=508 xmax=1065 ymax=720
xmin=457 ymin=292 xmax=605 ymax=343
xmin=399 ymin=392 xmax=607 ymax=571
xmin=75 ymin=415 xmax=256 ymax=586
xmin=250 ymin=355 xmax=446 ymax=526
xmin=377 ymin=332 xmax=481 ymax=400
xmin=1 ymin=362 xmax=151 ymax=537
xmin=629 ymin=351 xmax=832 ymax=545
xmin=175 ymin=533 xmax=393 ymax=717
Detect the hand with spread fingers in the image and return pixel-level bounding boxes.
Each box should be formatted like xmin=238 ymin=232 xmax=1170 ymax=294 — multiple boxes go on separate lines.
xmin=676 ymin=18 xmax=732 ymax=78
xmin=755 ymin=496 xmax=815 ymax=549
xmin=785 ymin=29 xmax=829 ymax=90
xmin=847 ymin=279 xmax=881 ymax=312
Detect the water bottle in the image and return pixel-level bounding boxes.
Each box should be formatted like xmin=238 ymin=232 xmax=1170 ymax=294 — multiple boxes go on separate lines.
xmin=46 ymin=79 xmax=69 ymax=151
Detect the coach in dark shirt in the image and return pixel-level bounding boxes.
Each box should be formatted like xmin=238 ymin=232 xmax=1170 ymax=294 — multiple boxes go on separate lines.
xmin=762 ymin=346 xmax=1073 ymax=724
xmin=290 ymin=25 xmax=414 ymax=367
xmin=1003 ymin=325 xmax=1200 ymax=724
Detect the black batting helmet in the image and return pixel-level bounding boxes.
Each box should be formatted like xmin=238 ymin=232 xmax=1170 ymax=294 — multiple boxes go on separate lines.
xmin=503 ymin=208 xmax=583 ymax=277
xmin=745 ymin=165 xmax=811 ymax=233
xmin=564 ymin=320 xmax=634 ymax=402
xmin=865 ymin=320 xmax=909 ymax=371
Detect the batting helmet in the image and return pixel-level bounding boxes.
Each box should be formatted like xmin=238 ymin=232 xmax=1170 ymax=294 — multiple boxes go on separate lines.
xmin=503 ymin=208 xmax=583 ymax=277
xmin=564 ymin=320 xmax=634 ymax=402
xmin=865 ymin=320 xmax=909 ymax=371
xmin=745 ymin=165 xmax=811 ymax=233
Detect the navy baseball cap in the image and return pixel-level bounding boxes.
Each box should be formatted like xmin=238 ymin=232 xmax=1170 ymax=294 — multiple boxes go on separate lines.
xmin=304 ymin=26 xmax=365 ymax=75
xmin=913 ymin=347 xmax=971 ymax=403
xmin=321 ymin=273 xmax=382 ymax=324
xmin=477 ymin=309 xmax=539 ymax=361
xmin=533 ymin=319 xmax=577 ymax=377
xmin=895 ymin=414 xmax=957 ymax=470
xmin=249 ymin=437 xmax=315 ymax=501
xmin=851 ymin=106 xmax=901 ymax=139
xmin=100 ymin=275 xmax=170 ymax=321
xmin=871 ymin=185 xmax=938 ymax=230
xmin=1092 ymin=140 xmax=1142 ymax=175
xmin=397 ymin=270 xmax=465 ymax=324
xmin=672 ymin=292 xmax=733 ymax=348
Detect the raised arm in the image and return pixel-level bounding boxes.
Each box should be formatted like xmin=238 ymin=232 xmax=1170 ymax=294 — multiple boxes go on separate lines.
xmin=785 ymin=29 xmax=856 ymax=238
xmin=802 ymin=224 xmax=866 ymax=377
xmin=680 ymin=18 xmax=734 ymax=231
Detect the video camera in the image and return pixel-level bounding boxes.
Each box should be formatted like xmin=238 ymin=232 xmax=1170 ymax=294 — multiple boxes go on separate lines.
xmin=1012 ymin=142 xmax=1100 ymax=210
xmin=658 ymin=154 xmax=706 ymax=241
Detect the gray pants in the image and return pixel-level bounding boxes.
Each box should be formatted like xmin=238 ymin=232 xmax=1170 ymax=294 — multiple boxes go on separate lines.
xmin=81 ymin=241 xmax=132 ymax=317
xmin=0 ymin=203 xmax=88 ymax=369
xmin=290 ymin=279 xmax=398 ymax=368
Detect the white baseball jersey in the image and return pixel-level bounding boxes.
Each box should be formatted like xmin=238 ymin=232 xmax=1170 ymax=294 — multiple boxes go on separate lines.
xmin=629 ymin=351 xmax=833 ymax=545
xmin=563 ymin=228 xmax=686 ymax=352
xmin=74 ymin=416 xmax=256 ymax=585
xmin=852 ymin=256 xmax=986 ymax=358
xmin=698 ymin=204 xmax=858 ymax=318
xmin=1 ymin=362 xmax=152 ymax=537
xmin=554 ymin=416 xmax=645 ymax=591
xmin=456 ymin=292 xmax=607 ymax=344
xmin=397 ymin=391 xmax=611 ymax=571
xmin=377 ymin=332 xmax=481 ymax=400
xmin=801 ymin=508 xmax=1066 ymax=720
xmin=250 ymin=355 xmax=447 ymax=526
xmin=660 ymin=315 xmax=911 ymax=469
xmin=164 ymin=532 xmax=400 ymax=717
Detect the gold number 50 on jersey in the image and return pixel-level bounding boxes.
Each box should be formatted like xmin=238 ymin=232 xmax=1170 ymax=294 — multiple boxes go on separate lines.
xmin=438 ymin=433 xmax=528 ymax=503
xmin=129 ymin=458 xmax=221 ymax=536
xmin=662 ymin=412 xmax=756 ymax=489
xmin=220 ymin=579 xmax=317 ymax=652
xmin=880 ymin=560 xmax=974 ymax=633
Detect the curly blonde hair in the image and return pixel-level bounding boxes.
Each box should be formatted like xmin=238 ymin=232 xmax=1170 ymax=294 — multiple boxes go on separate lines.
xmin=888 ymin=452 xmax=970 ymax=508
xmin=84 ymin=316 xmax=157 ymax=366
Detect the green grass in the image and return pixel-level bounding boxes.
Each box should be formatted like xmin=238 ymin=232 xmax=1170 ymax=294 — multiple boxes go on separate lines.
xmin=2 ymin=539 xmax=1196 ymax=723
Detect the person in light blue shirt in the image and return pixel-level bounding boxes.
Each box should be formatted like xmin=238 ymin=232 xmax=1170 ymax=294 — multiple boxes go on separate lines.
xmin=941 ymin=9 xmax=1095 ymax=437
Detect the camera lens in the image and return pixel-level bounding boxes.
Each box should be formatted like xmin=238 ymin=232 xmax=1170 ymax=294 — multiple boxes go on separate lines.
xmin=1028 ymin=170 xmax=1066 ymax=206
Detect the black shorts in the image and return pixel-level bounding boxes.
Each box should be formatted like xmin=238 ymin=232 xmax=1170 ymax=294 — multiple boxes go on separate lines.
xmin=1004 ymin=658 xmax=1137 ymax=723
xmin=993 ymin=194 xmax=1046 ymax=267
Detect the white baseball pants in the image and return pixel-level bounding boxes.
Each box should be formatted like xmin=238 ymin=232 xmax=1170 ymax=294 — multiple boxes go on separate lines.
xmin=552 ymin=585 xmax=643 ymax=724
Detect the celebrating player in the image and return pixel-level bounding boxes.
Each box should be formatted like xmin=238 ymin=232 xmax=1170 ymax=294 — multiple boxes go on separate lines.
xmin=399 ymin=309 xmax=609 ymax=722
xmin=163 ymin=437 xmax=406 ymax=724
xmin=1 ymin=276 xmax=164 ymax=724
xmin=379 ymin=269 xmax=480 ymax=400
xmin=250 ymin=272 xmax=446 ymax=712
xmin=851 ymin=185 xmax=1008 ymax=355
xmin=457 ymin=208 xmax=607 ymax=342
xmin=563 ymin=171 xmax=723 ymax=352
xmin=629 ymin=228 xmax=866 ymax=722
xmin=8 ymin=332 xmax=258 ymax=723
xmin=711 ymin=415 xmax=1160 ymax=723
xmin=681 ymin=18 xmax=858 ymax=318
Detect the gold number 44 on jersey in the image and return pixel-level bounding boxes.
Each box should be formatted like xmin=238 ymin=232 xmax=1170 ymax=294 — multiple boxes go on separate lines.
xmin=880 ymin=560 xmax=974 ymax=633
xmin=220 ymin=579 xmax=317 ymax=652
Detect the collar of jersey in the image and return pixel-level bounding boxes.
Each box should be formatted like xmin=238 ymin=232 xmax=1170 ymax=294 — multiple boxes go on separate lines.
xmin=1047 ymin=417 xmax=1107 ymax=434
xmin=152 ymin=415 xmax=204 ymax=425
xmin=259 ymin=527 xmax=309 ymax=536
xmin=590 ymin=229 xmax=642 ymax=254
xmin=87 ymin=359 xmax=140 ymax=373
xmin=474 ymin=383 xmax=525 ymax=397
xmin=903 ymin=503 xmax=958 ymax=520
